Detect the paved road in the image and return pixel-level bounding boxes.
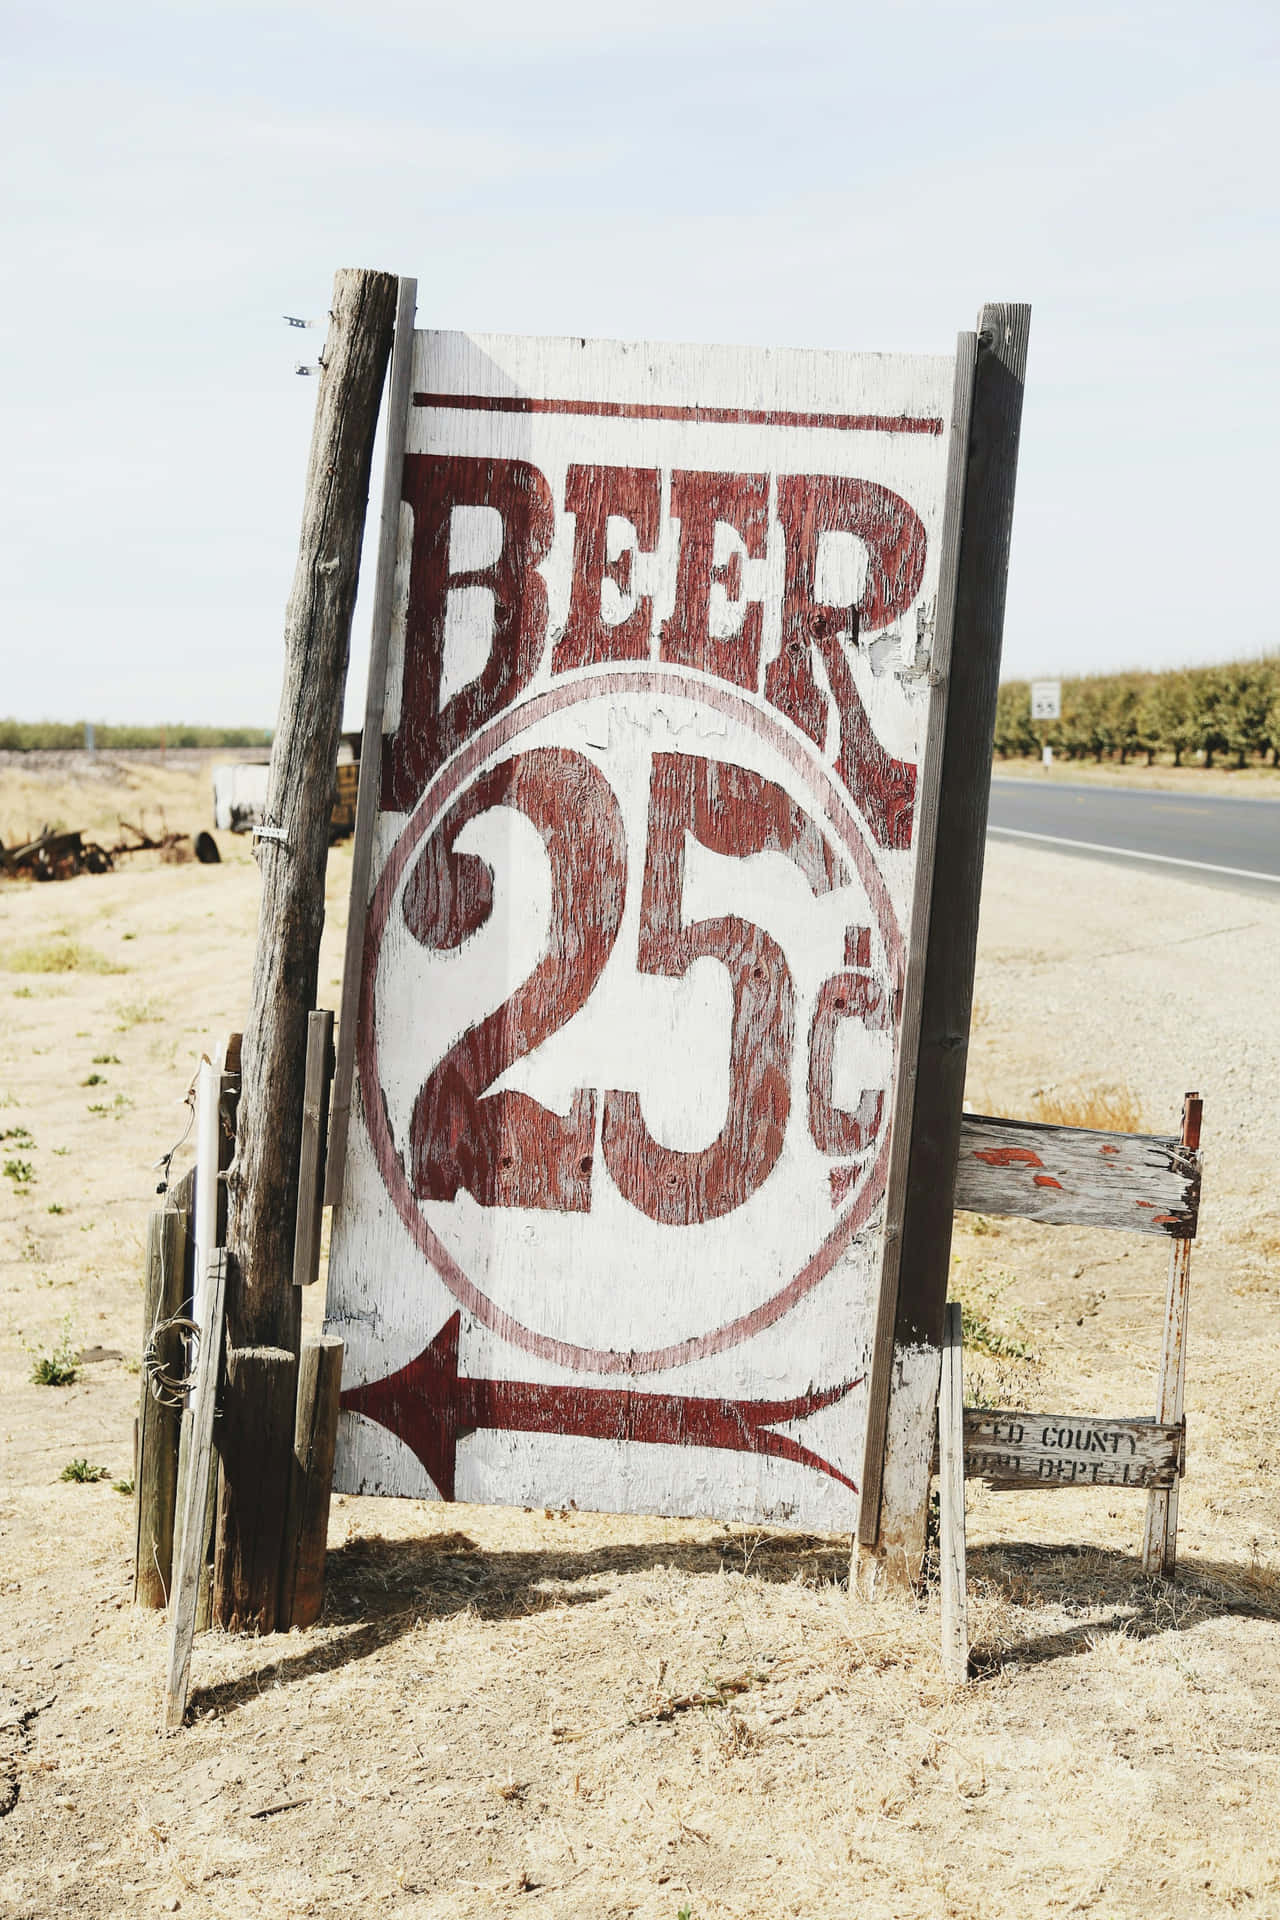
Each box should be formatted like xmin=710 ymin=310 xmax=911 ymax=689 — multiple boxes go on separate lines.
xmin=986 ymin=778 xmax=1280 ymax=893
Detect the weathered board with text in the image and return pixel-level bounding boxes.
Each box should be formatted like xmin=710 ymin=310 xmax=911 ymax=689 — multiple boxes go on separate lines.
xmin=326 ymin=330 xmax=962 ymax=1533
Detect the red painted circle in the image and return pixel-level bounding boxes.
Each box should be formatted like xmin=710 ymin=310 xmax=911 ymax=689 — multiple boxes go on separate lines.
xmin=359 ymin=666 xmax=904 ymax=1377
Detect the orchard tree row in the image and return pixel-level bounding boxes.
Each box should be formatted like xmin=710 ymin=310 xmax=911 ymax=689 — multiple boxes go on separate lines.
xmin=994 ymin=659 xmax=1280 ymax=767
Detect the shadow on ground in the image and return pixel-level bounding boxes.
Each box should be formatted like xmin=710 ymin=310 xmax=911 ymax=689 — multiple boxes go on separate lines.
xmin=189 ymin=1525 xmax=849 ymax=1720
xmin=966 ymin=1539 xmax=1280 ymax=1676
xmin=189 ymin=1528 xmax=1280 ymax=1720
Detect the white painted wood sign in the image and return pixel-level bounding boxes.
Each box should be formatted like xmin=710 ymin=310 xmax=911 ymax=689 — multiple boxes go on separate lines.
xmin=325 ymin=328 xmax=962 ymax=1534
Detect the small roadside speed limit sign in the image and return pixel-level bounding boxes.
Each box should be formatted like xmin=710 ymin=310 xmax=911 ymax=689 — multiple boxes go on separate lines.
xmin=1031 ymin=679 xmax=1062 ymax=721
xmin=322 ymin=319 xmax=1025 ymax=1547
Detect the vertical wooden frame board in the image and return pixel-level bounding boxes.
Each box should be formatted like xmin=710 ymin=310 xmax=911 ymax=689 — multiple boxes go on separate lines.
xmin=865 ymin=304 xmax=1031 ymax=1569
xmin=325 ymin=328 xmax=963 ymax=1534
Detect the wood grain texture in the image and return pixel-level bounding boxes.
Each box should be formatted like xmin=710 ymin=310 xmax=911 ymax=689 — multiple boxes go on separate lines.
xmin=293 ymin=1010 xmax=334 ymax=1286
xmin=954 ymin=1112 xmax=1200 ymax=1236
xmin=327 ymin=276 xmax=419 ymax=1208
xmin=227 ymin=266 xmax=397 ymax=1351
xmin=133 ymin=1207 xmax=186 ymax=1609
xmin=1144 ymin=1092 xmax=1202 ymax=1575
xmin=211 ymin=1345 xmax=296 ymax=1634
xmin=216 ymin=268 xmax=395 ymax=1631
xmin=862 ymin=304 xmax=1030 ymax=1568
xmin=938 ymin=1303 xmax=968 ymax=1684
xmin=958 ymin=1408 xmax=1183 ymax=1490
xmin=164 ymin=1250 xmax=228 ymax=1730
xmin=279 ymin=1336 xmax=345 ymax=1629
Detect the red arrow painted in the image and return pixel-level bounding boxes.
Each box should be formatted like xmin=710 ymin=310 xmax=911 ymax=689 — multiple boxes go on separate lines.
xmin=341 ymin=1314 xmax=861 ymax=1500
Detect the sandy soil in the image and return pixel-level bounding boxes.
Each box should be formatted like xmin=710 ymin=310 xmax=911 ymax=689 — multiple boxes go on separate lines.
xmin=2 ymin=756 xmax=1279 ymax=1920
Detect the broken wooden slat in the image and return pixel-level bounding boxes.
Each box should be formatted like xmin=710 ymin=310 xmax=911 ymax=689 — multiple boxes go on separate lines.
xmin=1143 ymin=1092 xmax=1202 ymax=1576
xmin=279 ymin=1335 xmax=345 ymax=1629
xmin=134 ymin=1207 xmax=187 ymax=1609
xmin=292 ymin=1010 xmax=334 ymax=1288
xmin=954 ymin=1112 xmax=1200 ymax=1238
xmin=164 ymin=1249 xmax=229 ymax=1731
xmin=938 ymin=1303 xmax=968 ymax=1684
xmin=957 ymin=1408 xmax=1183 ymax=1491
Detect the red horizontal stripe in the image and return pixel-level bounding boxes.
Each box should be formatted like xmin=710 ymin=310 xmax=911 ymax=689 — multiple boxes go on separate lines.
xmin=414 ymin=391 xmax=943 ymax=435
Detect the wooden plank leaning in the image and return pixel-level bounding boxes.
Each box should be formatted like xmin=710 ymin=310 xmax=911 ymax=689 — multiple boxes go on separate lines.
xmin=938 ymin=1302 xmax=968 ymax=1685
xmin=326 ymin=274 xmax=419 ymax=1208
xmin=1142 ymin=1092 xmax=1203 ymax=1576
xmin=164 ymin=1248 xmax=229 ymax=1731
xmin=293 ymin=1009 xmax=335 ymax=1287
xmin=218 ymin=269 xmax=400 ymax=1632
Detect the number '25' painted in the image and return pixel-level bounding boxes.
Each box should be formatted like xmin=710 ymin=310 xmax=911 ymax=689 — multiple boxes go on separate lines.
xmin=401 ymin=748 xmax=890 ymax=1227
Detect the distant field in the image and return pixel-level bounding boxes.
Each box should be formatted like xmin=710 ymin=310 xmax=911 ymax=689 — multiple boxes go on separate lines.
xmin=0 ymin=748 xmax=256 ymax=847
xmin=0 ymin=720 xmax=271 ymax=752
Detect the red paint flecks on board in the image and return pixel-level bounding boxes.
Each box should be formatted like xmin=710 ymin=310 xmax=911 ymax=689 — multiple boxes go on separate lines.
xmin=1101 ymin=1145 xmax=1121 ymax=1156
xmin=829 ymin=1162 xmax=866 ymax=1207
xmin=973 ymin=1146 xmax=1045 ymax=1169
xmin=1033 ymin=1174 xmax=1064 ymax=1190
xmin=342 ymin=1313 xmax=863 ymax=1501
xmin=413 ymin=392 xmax=944 ymax=436
xmin=405 ymin=746 xmax=627 ymax=1212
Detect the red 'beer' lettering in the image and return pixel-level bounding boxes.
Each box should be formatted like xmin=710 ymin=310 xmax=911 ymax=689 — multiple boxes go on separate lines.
xmin=765 ymin=475 xmax=923 ymax=849
xmin=554 ymin=464 xmax=661 ymax=672
xmin=380 ymin=455 xmax=927 ymax=850
xmin=382 ymin=455 xmax=555 ymax=809
xmin=659 ymin=470 xmax=769 ymax=691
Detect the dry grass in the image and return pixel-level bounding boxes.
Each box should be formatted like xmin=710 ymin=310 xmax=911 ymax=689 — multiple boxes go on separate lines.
xmin=3 ymin=764 xmax=1280 ymax=1918
xmin=0 ymin=939 xmax=128 ymax=976
xmin=1028 ymin=1082 xmax=1147 ymax=1132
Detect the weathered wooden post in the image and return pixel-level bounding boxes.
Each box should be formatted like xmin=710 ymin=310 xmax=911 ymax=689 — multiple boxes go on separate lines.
xmin=212 ymin=265 xmax=399 ymax=1634
xmin=133 ymin=1205 xmax=188 ymax=1608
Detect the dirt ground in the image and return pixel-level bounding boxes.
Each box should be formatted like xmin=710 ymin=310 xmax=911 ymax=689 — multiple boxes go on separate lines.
xmin=2 ymin=753 xmax=1279 ymax=1920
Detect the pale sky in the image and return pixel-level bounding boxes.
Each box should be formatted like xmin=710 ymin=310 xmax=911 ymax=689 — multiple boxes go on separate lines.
xmin=3 ymin=0 xmax=1277 ymax=729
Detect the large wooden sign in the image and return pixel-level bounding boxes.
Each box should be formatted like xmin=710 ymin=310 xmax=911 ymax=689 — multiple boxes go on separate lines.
xmin=325 ymin=328 xmax=967 ymax=1534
